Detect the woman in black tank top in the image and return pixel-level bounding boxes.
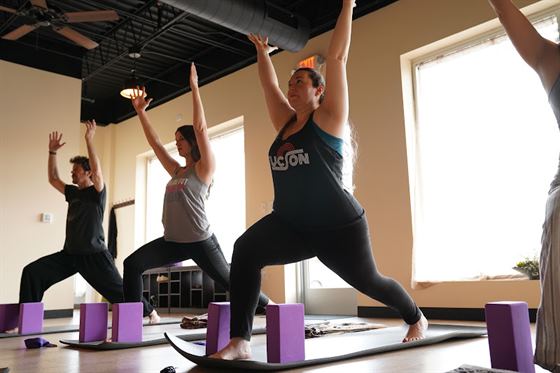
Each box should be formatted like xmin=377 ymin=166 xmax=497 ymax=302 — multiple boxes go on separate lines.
xmin=212 ymin=0 xmax=427 ymax=361
xmin=488 ymin=1 xmax=560 ymax=371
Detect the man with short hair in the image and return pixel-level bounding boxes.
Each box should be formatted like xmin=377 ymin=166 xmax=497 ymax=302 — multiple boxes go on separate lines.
xmin=8 ymin=120 xmax=155 ymax=333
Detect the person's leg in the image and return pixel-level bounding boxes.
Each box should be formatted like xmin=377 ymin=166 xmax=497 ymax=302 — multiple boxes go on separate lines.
xmin=190 ymin=234 xmax=271 ymax=308
xmin=212 ymin=214 xmax=313 ymax=360
xmin=311 ymin=215 xmax=427 ymax=342
xmin=77 ymin=250 xmax=157 ymax=321
xmin=19 ymin=251 xmax=76 ymax=303
xmin=123 ymin=237 xmax=193 ymax=317
xmin=535 ymin=188 xmax=560 ymax=371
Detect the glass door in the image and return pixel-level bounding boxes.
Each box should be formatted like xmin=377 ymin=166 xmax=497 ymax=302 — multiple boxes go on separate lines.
xmin=301 ymin=258 xmax=356 ymax=315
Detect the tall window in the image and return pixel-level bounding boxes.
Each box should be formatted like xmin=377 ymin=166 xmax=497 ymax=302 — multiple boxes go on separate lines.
xmin=411 ymin=15 xmax=560 ymax=283
xmin=144 ymin=120 xmax=245 ymax=263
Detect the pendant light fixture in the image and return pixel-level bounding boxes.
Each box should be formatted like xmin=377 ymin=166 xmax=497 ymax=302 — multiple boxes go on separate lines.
xmin=120 ymin=46 xmax=144 ymax=99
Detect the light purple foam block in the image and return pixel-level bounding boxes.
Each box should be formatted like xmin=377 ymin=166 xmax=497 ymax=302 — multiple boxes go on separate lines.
xmin=0 ymin=304 xmax=20 ymax=332
xmin=79 ymin=303 xmax=108 ymax=342
xmin=266 ymin=303 xmax=305 ymax=363
xmin=206 ymin=302 xmax=230 ymax=355
xmin=18 ymin=302 xmax=44 ymax=334
xmin=485 ymin=301 xmax=535 ymax=373
xmin=111 ymin=302 xmax=142 ymax=343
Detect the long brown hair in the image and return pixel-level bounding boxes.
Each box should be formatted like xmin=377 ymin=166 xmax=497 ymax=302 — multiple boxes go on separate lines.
xmin=176 ymin=125 xmax=201 ymax=162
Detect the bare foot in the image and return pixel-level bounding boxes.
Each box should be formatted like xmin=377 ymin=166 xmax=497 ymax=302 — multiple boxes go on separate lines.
xmin=148 ymin=310 xmax=161 ymax=324
xmin=402 ymin=313 xmax=428 ymax=342
xmin=209 ymin=338 xmax=251 ymax=360
xmin=4 ymin=327 xmax=18 ymax=334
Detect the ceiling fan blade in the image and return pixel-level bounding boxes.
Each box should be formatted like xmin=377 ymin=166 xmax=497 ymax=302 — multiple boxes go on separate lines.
xmin=54 ymin=26 xmax=98 ymax=49
xmin=30 ymin=0 xmax=48 ymax=9
xmin=64 ymin=10 xmax=119 ymax=23
xmin=0 ymin=5 xmax=17 ymax=14
xmin=2 ymin=24 xmax=38 ymax=40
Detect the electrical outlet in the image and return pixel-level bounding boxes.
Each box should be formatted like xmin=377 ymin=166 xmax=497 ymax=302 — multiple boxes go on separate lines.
xmin=41 ymin=212 xmax=53 ymax=223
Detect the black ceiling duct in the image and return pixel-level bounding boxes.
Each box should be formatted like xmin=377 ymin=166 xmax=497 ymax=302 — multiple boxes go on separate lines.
xmin=160 ymin=0 xmax=310 ymax=52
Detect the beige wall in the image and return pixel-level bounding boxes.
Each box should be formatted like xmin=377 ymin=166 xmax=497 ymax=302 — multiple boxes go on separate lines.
xmin=107 ymin=0 xmax=549 ymax=308
xmin=1 ymin=0 xmax=552 ymax=311
xmin=0 ymin=60 xmax=81 ymax=310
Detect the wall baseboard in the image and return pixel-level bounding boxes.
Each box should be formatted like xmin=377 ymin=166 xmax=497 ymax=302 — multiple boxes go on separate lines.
xmin=357 ymin=306 xmax=537 ymax=322
xmin=45 ymin=309 xmax=73 ymax=319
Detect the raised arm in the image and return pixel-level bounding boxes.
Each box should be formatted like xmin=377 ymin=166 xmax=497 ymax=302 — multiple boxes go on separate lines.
xmin=84 ymin=120 xmax=104 ymax=192
xmin=190 ymin=63 xmax=215 ymax=186
xmin=48 ymin=131 xmax=66 ymax=194
xmin=130 ymin=87 xmax=180 ymax=177
xmin=248 ymin=33 xmax=295 ymax=132
xmin=488 ymin=0 xmax=560 ymax=92
xmin=314 ymin=0 xmax=354 ymax=137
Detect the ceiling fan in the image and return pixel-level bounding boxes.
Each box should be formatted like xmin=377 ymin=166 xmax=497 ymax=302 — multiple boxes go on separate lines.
xmin=0 ymin=0 xmax=119 ymax=49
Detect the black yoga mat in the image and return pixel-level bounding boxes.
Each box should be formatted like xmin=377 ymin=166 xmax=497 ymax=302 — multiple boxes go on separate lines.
xmin=165 ymin=324 xmax=487 ymax=371
xmin=59 ymin=326 xmax=267 ymax=350
xmin=0 ymin=317 xmax=182 ymax=338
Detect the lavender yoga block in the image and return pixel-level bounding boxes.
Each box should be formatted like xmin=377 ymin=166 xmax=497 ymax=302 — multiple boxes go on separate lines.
xmin=79 ymin=303 xmax=108 ymax=342
xmin=18 ymin=302 xmax=44 ymax=334
xmin=206 ymin=302 xmax=230 ymax=355
xmin=0 ymin=303 xmax=20 ymax=332
xmin=485 ymin=301 xmax=535 ymax=373
xmin=266 ymin=303 xmax=305 ymax=363
xmin=111 ymin=302 xmax=142 ymax=343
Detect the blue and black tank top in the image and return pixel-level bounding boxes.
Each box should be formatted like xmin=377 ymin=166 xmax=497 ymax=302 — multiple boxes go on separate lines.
xmin=268 ymin=113 xmax=363 ymax=229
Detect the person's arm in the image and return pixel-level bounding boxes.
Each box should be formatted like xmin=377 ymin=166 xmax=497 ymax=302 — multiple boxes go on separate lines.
xmin=190 ymin=63 xmax=215 ymax=186
xmin=130 ymin=87 xmax=181 ymax=176
xmin=248 ymin=33 xmax=295 ymax=132
xmin=314 ymin=0 xmax=355 ymax=137
xmin=488 ymin=0 xmax=560 ymax=91
xmin=48 ymin=131 xmax=66 ymax=194
xmin=84 ymin=120 xmax=104 ymax=192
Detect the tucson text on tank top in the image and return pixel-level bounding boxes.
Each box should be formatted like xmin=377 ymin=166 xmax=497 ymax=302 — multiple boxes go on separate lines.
xmin=548 ymin=75 xmax=560 ymax=192
xmin=162 ymin=166 xmax=212 ymax=242
xmin=268 ymin=113 xmax=363 ymax=229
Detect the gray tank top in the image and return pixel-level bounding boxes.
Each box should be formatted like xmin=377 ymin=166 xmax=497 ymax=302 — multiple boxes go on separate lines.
xmin=162 ymin=166 xmax=212 ymax=242
xmin=548 ymin=75 xmax=560 ymax=192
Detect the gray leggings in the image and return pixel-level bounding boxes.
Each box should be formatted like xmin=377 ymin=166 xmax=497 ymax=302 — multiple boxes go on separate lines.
xmin=230 ymin=213 xmax=421 ymax=340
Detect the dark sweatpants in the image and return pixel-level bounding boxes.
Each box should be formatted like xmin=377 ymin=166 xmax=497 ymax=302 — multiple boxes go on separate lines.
xmin=230 ymin=213 xmax=422 ymax=340
xmin=19 ymin=249 xmax=148 ymax=310
xmin=123 ymin=234 xmax=270 ymax=317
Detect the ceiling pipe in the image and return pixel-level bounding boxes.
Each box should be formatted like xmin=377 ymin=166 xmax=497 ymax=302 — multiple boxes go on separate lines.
xmin=159 ymin=0 xmax=310 ymax=52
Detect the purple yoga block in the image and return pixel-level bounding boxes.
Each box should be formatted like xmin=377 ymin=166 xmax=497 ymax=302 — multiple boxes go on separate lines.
xmin=0 ymin=304 xmax=20 ymax=332
xmin=206 ymin=302 xmax=230 ymax=355
xmin=485 ymin=301 xmax=535 ymax=373
xmin=18 ymin=302 xmax=44 ymax=334
xmin=79 ymin=303 xmax=108 ymax=342
xmin=111 ymin=302 xmax=142 ymax=343
xmin=266 ymin=303 xmax=305 ymax=363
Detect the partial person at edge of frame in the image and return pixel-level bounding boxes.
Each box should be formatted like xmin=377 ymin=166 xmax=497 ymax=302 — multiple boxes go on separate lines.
xmin=488 ymin=1 xmax=560 ymax=371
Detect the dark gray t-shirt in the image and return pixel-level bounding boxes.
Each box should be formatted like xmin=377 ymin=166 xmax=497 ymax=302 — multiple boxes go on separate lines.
xmin=63 ymin=184 xmax=107 ymax=254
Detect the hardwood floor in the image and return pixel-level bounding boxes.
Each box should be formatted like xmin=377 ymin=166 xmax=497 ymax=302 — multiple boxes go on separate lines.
xmin=0 ymin=313 xmax=549 ymax=373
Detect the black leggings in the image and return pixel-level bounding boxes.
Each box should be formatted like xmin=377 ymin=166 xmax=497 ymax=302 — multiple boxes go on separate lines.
xmin=230 ymin=213 xmax=421 ymax=340
xmin=123 ymin=234 xmax=270 ymax=316
xmin=19 ymin=249 xmax=140 ymax=308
